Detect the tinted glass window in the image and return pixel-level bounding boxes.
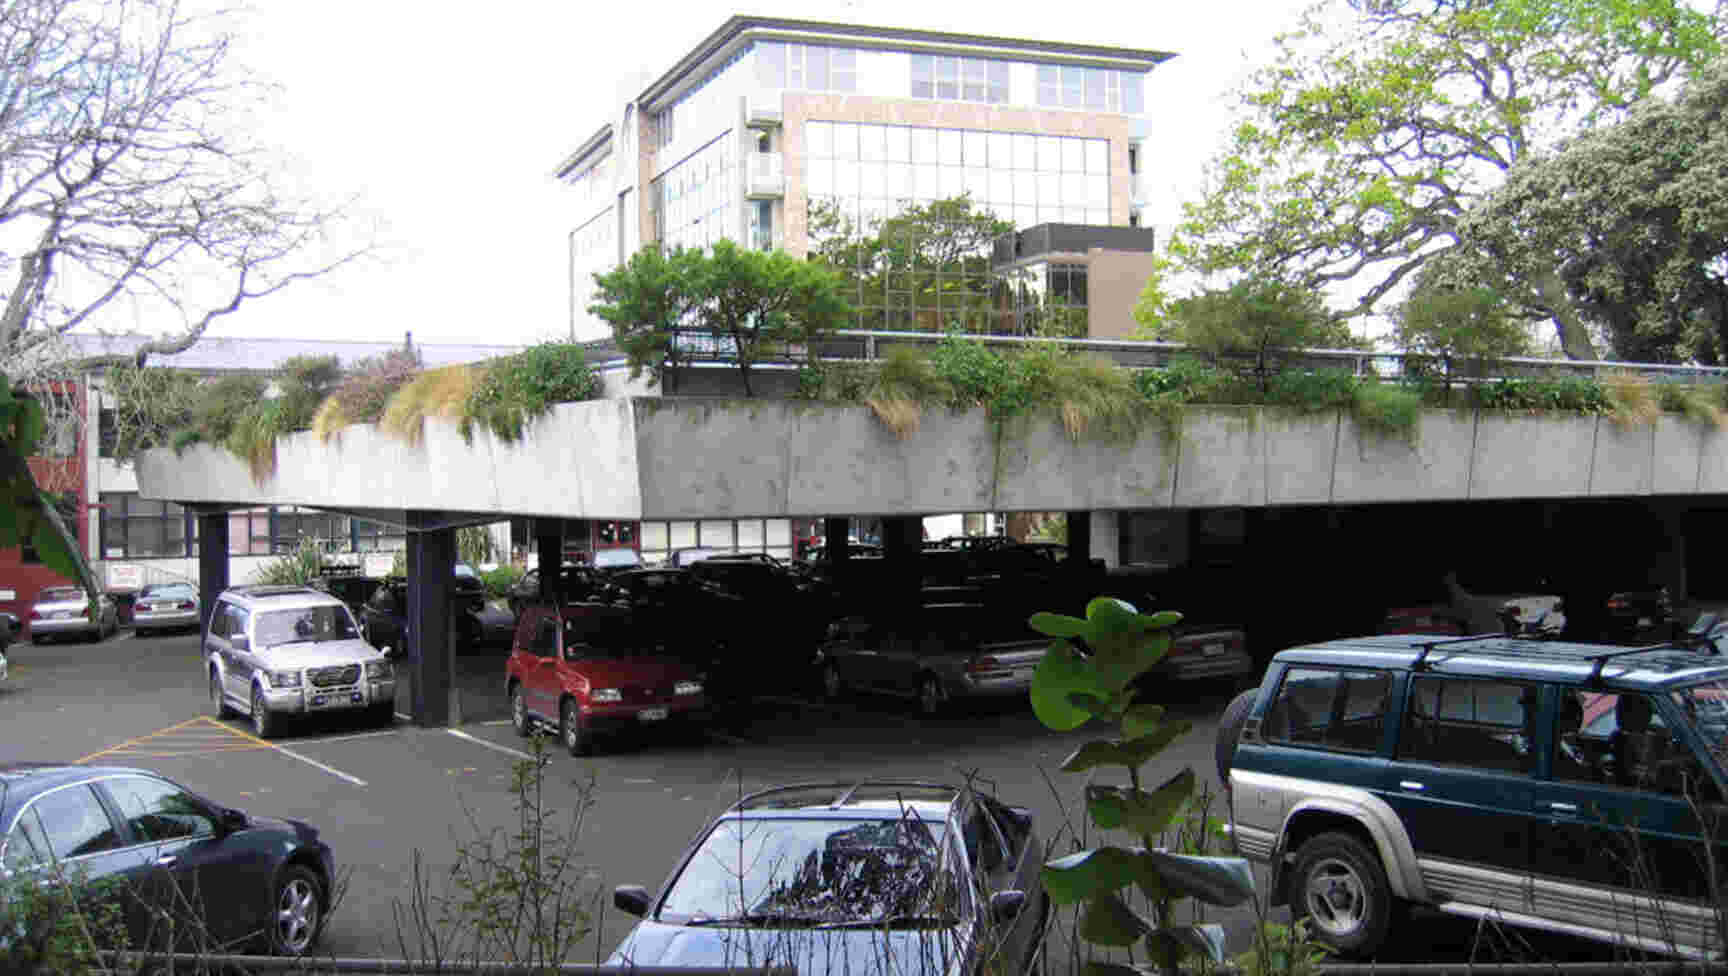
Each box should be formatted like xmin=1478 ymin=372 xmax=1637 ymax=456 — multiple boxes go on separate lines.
xmin=1558 ymin=689 xmax=1709 ymax=797
xmin=1402 ymin=677 xmax=1537 ymax=773
xmin=25 ymin=786 xmax=122 ymax=861
xmin=104 ymin=776 xmax=215 ymax=842
xmin=961 ymin=806 xmax=1005 ymax=872
xmin=531 ymin=618 xmax=558 ymax=656
xmin=256 ymin=606 xmax=360 ymax=645
xmin=1263 ymin=668 xmax=1392 ymax=753
xmin=208 ymin=602 xmax=231 ymax=638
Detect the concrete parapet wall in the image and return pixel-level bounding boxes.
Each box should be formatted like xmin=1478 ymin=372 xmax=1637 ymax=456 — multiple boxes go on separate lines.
xmin=135 ymin=399 xmax=1728 ymax=518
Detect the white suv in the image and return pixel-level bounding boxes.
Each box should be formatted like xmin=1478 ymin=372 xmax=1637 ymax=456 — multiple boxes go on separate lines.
xmin=205 ymin=584 xmax=396 ymax=738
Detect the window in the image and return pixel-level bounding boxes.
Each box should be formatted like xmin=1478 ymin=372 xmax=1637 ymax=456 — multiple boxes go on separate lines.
xmin=228 ymin=508 xmax=272 ymax=556
xmin=1036 ymin=65 xmax=1143 ymax=113
xmin=911 ymin=55 xmax=1009 ymax=104
xmin=104 ymin=776 xmax=214 ymax=842
xmin=1401 ymin=677 xmax=1537 ymax=773
xmin=757 ymin=41 xmax=787 ymax=88
xmin=657 ymin=106 xmax=674 ymax=149
xmin=531 ymin=617 xmax=559 ymax=656
xmin=1262 ymin=668 xmax=1393 ymax=753
xmin=775 ymin=43 xmax=857 ymax=94
xmin=21 ymin=786 xmax=121 ymax=863
xmin=962 ymin=805 xmax=1006 ymax=872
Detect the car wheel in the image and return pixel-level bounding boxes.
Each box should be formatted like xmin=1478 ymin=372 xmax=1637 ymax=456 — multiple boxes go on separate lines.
xmin=136 ymin=627 xmax=151 ymax=639
xmin=212 ymin=670 xmax=237 ymax=719
xmin=252 ymin=686 xmax=279 ymax=740
xmin=457 ymin=614 xmax=481 ymax=649
xmin=917 ymin=674 xmax=945 ymax=717
xmin=821 ymin=662 xmax=846 ymax=700
xmin=1289 ymin=831 xmax=1395 ymax=958
xmin=369 ymin=702 xmax=395 ymax=727
xmin=30 ymin=635 xmax=43 ymax=645
xmin=1215 ymin=689 xmax=1258 ymax=791
xmin=510 ymin=683 xmax=531 ymax=738
xmin=560 ymin=699 xmax=591 ymax=757
xmin=268 ymin=865 xmax=325 ymax=956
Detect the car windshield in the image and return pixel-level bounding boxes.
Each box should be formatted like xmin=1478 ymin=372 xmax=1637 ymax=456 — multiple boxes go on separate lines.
xmin=256 ymin=606 xmax=361 ymax=646
xmin=1670 ymin=680 xmax=1728 ymax=770
xmin=141 ymin=585 xmax=195 ymax=599
xmin=593 ymin=550 xmax=642 ymax=569
xmin=657 ymin=816 xmax=959 ymax=927
xmin=561 ymin=614 xmax=639 ymax=657
xmin=37 ymin=587 xmax=82 ymax=603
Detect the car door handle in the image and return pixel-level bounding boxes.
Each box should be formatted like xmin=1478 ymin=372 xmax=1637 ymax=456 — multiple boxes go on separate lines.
xmin=1546 ymin=802 xmax=1579 ymax=814
xmin=155 ymin=854 xmax=177 ymax=867
xmin=1399 ymin=781 xmax=1425 ymax=792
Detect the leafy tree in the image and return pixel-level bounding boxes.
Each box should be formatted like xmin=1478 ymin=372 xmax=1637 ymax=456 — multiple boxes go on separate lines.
xmin=1173 ymin=0 xmax=1725 ymax=360
xmin=590 ymin=242 xmax=851 ymax=397
xmin=1438 ymin=56 xmax=1728 ymax=363
xmin=809 ymin=195 xmax=1015 ymax=332
xmin=1393 ymin=270 xmax=1533 ymax=385
xmin=0 ymin=377 xmax=98 ymax=602
xmin=1151 ymin=279 xmax=1359 ymax=391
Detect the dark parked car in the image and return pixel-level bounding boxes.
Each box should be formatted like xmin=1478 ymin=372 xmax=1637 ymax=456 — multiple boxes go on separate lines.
xmin=607 ymin=781 xmax=1047 ymax=976
xmin=507 ymin=565 xmax=609 ymax=618
xmin=1222 ymin=634 xmax=1728 ymax=959
xmin=816 ymin=602 xmax=1050 ymax=716
xmin=309 ymin=568 xmax=384 ymax=618
xmin=0 ymin=763 xmax=334 ymax=956
xmin=359 ymin=569 xmax=489 ymax=655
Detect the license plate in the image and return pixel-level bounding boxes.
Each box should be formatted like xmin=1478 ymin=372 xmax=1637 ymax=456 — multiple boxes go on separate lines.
xmin=638 ymin=707 xmax=668 ymax=722
xmin=1202 ymin=643 xmax=1226 ymax=657
xmin=52 ymin=611 xmax=73 ymax=620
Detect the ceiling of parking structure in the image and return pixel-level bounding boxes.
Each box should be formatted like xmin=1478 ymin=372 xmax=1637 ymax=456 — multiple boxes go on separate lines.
xmin=134 ymin=396 xmax=1728 ymax=520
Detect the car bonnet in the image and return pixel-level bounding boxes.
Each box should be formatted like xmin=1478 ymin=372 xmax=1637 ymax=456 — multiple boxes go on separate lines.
xmin=608 ymin=919 xmax=969 ymax=976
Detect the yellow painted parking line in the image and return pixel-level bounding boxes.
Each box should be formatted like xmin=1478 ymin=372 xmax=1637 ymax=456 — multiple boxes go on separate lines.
xmin=75 ymin=716 xmax=368 ymax=786
xmin=76 ymin=717 xmax=213 ymax=764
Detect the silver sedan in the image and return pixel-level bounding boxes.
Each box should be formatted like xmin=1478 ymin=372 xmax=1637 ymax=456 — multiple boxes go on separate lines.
xmin=28 ymin=586 xmax=118 ymax=643
xmin=133 ymin=583 xmax=201 ymax=636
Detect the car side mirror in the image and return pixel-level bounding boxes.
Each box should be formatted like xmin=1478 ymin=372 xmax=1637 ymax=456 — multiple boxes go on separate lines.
xmin=614 ymin=885 xmax=651 ymax=917
xmin=228 ymin=635 xmax=249 ymax=651
xmin=989 ymin=890 xmax=1025 ymax=923
xmin=217 ymin=807 xmax=248 ymax=835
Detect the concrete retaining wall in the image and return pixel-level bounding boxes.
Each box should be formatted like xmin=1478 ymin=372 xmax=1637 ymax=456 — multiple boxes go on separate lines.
xmin=135 ymin=399 xmax=1728 ymax=518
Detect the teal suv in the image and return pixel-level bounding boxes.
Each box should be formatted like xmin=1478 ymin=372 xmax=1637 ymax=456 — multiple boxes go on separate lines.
xmin=1223 ymin=635 xmax=1728 ymax=959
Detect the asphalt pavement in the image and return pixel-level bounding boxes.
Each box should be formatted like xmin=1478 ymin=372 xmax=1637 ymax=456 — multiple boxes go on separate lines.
xmin=0 ymin=627 xmax=1615 ymax=967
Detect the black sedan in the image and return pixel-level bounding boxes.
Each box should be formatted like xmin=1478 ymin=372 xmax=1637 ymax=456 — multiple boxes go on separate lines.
xmin=0 ymin=763 xmax=334 ymax=958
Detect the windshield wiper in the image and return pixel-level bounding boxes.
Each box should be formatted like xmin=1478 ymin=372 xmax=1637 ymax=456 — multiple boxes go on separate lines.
xmin=684 ymin=912 xmax=820 ymax=928
xmin=817 ymin=914 xmax=956 ymax=930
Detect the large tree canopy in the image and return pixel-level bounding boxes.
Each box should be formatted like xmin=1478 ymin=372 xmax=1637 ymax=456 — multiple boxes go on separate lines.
xmin=1172 ymin=0 xmax=1724 ymax=359
xmin=1436 ymin=57 xmax=1728 ymax=363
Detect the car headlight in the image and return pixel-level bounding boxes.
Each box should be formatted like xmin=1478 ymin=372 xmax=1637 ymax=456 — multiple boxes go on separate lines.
xmin=265 ymin=670 xmax=302 ymax=688
xmin=675 ymin=680 xmax=703 ymax=696
xmin=365 ymin=659 xmax=393 ymax=680
xmin=590 ymin=688 xmax=622 ymax=703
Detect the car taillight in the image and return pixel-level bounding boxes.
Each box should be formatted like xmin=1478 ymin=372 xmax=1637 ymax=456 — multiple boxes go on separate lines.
xmin=1607 ymin=597 xmax=1629 ymax=611
xmin=29 ymin=610 xmax=41 ymax=620
xmin=136 ymin=603 xmax=152 ymax=612
xmin=82 ymin=606 xmax=92 ymax=618
xmin=178 ymin=601 xmax=195 ymax=610
xmin=967 ymin=656 xmax=1001 ymax=673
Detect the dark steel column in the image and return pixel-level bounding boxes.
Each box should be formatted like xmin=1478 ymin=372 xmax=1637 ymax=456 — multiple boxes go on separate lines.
xmin=406 ymin=511 xmax=455 ymax=727
xmin=880 ymin=515 xmax=922 ymax=618
xmin=823 ymin=517 xmax=849 ymax=603
xmin=195 ymin=509 xmax=229 ymax=647
xmin=1066 ymin=512 xmax=1091 ymax=565
xmin=536 ymin=521 xmax=562 ymax=601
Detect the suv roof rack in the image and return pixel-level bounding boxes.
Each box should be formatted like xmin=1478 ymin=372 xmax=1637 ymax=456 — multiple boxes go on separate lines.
xmin=227 ymin=584 xmax=320 ymax=598
xmin=1586 ymin=642 xmax=1684 ymax=683
xmin=1410 ymin=633 xmax=1509 ymax=671
xmin=1407 ymin=633 xmax=1700 ymax=680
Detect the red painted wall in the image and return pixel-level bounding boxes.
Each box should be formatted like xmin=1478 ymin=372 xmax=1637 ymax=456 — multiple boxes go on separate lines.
xmin=0 ymin=383 xmax=89 ymax=629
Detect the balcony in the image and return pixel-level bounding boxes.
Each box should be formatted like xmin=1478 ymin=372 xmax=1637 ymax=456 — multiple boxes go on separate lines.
xmin=745 ymin=90 xmax=782 ymax=127
xmin=746 ymin=152 xmax=784 ymax=199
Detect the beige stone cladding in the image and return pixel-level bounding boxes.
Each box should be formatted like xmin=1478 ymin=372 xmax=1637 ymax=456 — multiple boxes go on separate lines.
xmin=1086 ymin=247 xmax=1158 ymax=339
xmin=781 ymin=93 xmax=1134 ymax=256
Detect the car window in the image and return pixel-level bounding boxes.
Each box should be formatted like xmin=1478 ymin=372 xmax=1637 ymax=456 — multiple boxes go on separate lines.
xmin=519 ymin=570 xmax=538 ymax=591
xmin=103 ymin=776 xmax=216 ymax=842
xmin=1558 ymin=690 xmax=1709 ymax=798
xmin=208 ymin=602 xmax=232 ymax=639
xmin=961 ymin=805 xmax=1006 ymax=873
xmin=1262 ymin=668 xmax=1392 ymax=753
xmin=982 ymin=798 xmax=1030 ymax=863
xmin=38 ymin=587 xmax=81 ymax=602
xmin=1401 ymin=677 xmax=1537 ymax=773
xmin=226 ymin=605 xmax=250 ymax=641
xmin=20 ymin=786 xmax=122 ymax=862
xmin=531 ymin=617 xmax=558 ymax=656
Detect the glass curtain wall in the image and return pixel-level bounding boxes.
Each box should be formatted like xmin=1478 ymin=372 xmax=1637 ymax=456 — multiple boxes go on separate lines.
xmin=806 ymin=120 xmax=1108 ymax=332
xmin=653 ymin=133 xmax=738 ymax=252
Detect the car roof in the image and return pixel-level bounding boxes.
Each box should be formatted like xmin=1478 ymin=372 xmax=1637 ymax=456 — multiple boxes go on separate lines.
xmin=0 ymin=764 xmax=170 ymax=814
xmin=220 ymin=585 xmax=346 ymax=609
xmin=725 ymin=781 xmax=963 ymax=822
xmin=1274 ymin=634 xmax=1728 ymax=691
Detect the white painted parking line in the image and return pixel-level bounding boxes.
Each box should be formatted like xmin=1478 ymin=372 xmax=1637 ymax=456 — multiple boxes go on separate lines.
xmin=394 ymin=712 xmax=412 ymax=722
xmin=271 ymin=745 xmax=368 ymax=787
xmin=296 ymin=729 xmax=399 ymax=746
xmin=446 ymin=728 xmax=534 ymax=762
xmin=479 ymin=719 xmax=513 ymax=726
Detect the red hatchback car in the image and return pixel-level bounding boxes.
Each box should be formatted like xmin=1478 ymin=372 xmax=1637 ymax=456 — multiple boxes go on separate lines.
xmin=505 ymin=603 xmax=709 ymax=755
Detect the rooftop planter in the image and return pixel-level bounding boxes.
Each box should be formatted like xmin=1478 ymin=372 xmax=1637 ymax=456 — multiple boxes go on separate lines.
xmin=135 ymin=398 xmax=1728 ymax=520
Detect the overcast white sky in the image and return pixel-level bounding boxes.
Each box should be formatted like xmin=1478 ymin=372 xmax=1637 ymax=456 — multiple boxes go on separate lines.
xmin=189 ymin=0 xmax=1306 ymax=347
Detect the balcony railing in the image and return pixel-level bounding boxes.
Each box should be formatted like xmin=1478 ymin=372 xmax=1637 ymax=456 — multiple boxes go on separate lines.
xmin=745 ymin=152 xmax=783 ymax=199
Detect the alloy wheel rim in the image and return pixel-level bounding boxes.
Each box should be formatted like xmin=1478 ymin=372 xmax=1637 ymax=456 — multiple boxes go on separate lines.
xmin=277 ymin=878 xmax=317 ymax=953
xmin=253 ymin=692 xmax=266 ymax=733
xmin=513 ymin=690 xmax=525 ymax=727
xmin=564 ymin=707 xmax=578 ymax=749
xmin=1304 ymin=857 xmax=1367 ymax=936
xmin=921 ymin=679 xmax=941 ymax=713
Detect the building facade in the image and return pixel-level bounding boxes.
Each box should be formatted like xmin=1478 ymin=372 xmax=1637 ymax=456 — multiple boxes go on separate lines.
xmin=559 ymin=17 xmax=1171 ymax=341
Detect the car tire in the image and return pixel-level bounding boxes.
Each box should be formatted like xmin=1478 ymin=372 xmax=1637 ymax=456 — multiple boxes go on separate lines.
xmin=369 ymin=703 xmax=395 ymax=727
xmin=917 ymin=673 xmax=946 ymax=717
xmin=510 ymin=683 xmax=531 ymax=738
xmin=252 ymin=686 xmax=279 ymax=740
xmin=560 ymin=698 xmax=591 ymax=757
xmin=212 ymin=670 xmax=238 ymax=719
xmin=136 ymin=627 xmax=151 ymax=639
xmin=267 ymin=864 xmax=325 ymax=956
xmin=821 ymin=662 xmax=846 ymax=701
xmin=1289 ymin=831 xmax=1395 ymax=959
xmin=1215 ymin=688 xmax=1258 ymax=789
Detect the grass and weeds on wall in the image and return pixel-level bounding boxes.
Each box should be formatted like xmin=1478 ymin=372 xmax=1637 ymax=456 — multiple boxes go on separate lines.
xmin=796 ymin=335 xmax=1728 ymax=444
xmin=459 ymin=342 xmax=600 ymax=444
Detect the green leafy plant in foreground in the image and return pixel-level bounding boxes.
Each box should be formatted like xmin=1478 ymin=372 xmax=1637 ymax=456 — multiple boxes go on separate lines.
xmin=1028 ymin=597 xmax=1256 ymax=974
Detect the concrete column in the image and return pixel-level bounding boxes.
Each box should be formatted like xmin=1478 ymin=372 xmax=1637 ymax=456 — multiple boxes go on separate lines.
xmin=880 ymin=515 xmax=923 ymax=616
xmin=1065 ymin=512 xmax=1091 ymax=565
xmin=536 ymin=522 xmax=562 ymax=601
xmin=195 ymin=509 xmax=229 ymax=647
xmin=406 ymin=511 xmax=455 ymax=727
